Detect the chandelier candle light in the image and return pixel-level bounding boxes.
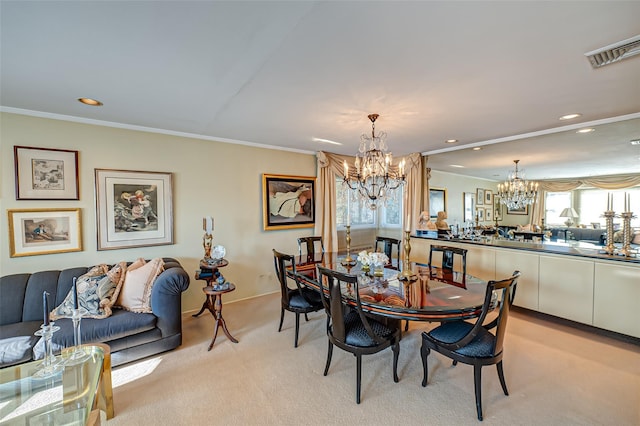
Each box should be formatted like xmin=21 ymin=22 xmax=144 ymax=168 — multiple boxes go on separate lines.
xmin=343 ymin=114 xmax=406 ymax=210
xmin=497 ymin=160 xmax=539 ymax=210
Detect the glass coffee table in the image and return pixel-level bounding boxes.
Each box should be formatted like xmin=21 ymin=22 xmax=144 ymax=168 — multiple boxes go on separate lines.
xmin=0 ymin=344 xmax=113 ymax=425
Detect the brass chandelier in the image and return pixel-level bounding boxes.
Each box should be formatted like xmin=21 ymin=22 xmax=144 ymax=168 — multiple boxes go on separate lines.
xmin=497 ymin=160 xmax=539 ymax=210
xmin=343 ymin=114 xmax=406 ymax=209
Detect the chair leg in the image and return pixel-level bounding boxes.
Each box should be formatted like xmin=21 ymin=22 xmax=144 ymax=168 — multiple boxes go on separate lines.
xmin=421 ymin=341 xmax=430 ymax=387
xmin=392 ymin=342 xmax=400 ymax=383
xmin=404 ymin=320 xmax=409 ymax=331
xmin=452 ymin=360 xmax=458 ymax=366
xmin=497 ymin=361 xmax=509 ymax=395
xmin=304 ymin=313 xmax=309 ymax=321
xmin=294 ymin=313 xmax=300 ymax=348
xmin=356 ymin=354 xmax=362 ymax=404
xmin=278 ymin=308 xmax=285 ymax=332
xmin=323 ymin=341 xmax=333 ymax=376
xmin=474 ymin=365 xmax=483 ymax=421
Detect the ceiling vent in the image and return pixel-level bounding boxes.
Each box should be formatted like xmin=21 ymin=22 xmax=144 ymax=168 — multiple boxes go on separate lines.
xmin=584 ymin=35 xmax=640 ymax=68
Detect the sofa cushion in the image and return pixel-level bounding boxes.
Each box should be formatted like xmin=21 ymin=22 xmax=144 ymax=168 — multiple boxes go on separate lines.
xmin=117 ymin=258 xmax=164 ymax=313
xmin=33 ymin=309 xmax=157 ymax=359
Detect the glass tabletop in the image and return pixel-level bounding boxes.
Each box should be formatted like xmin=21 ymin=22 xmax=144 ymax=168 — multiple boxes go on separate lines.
xmin=0 ymin=345 xmax=105 ymax=425
xmin=292 ymin=252 xmax=488 ymax=321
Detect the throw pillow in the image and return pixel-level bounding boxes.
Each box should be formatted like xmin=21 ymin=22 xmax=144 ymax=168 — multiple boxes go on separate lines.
xmin=50 ymin=263 xmax=122 ymax=320
xmin=116 ymin=258 xmax=165 ymax=313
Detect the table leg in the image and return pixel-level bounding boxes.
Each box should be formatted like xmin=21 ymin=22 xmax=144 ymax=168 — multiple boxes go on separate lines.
xmin=207 ymin=294 xmax=238 ymax=350
xmin=193 ymin=291 xmax=215 ymax=317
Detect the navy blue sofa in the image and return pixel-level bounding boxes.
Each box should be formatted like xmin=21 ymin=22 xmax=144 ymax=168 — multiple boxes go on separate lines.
xmin=0 ymin=258 xmax=190 ymax=368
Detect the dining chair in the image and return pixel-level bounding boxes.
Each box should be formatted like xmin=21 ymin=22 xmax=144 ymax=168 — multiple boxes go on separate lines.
xmin=272 ymin=249 xmax=324 ymax=348
xmin=315 ymin=265 xmax=401 ymax=404
xmin=429 ymin=245 xmax=468 ymax=276
xmin=420 ymin=270 xmax=520 ymax=421
xmin=297 ymin=236 xmax=324 ymax=257
xmin=374 ymin=236 xmax=401 ymax=268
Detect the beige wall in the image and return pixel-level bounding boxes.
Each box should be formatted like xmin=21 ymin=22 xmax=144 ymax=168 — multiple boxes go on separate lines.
xmin=0 ymin=113 xmax=317 ymax=312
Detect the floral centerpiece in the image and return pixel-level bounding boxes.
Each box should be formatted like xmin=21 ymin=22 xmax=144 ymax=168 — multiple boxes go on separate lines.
xmin=357 ymin=250 xmax=389 ymax=276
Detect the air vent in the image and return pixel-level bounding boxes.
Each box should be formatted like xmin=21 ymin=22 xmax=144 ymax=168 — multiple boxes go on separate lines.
xmin=584 ymin=35 xmax=640 ymax=68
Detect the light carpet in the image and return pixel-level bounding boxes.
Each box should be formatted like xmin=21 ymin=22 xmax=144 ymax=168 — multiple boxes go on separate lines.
xmin=106 ymin=292 xmax=639 ymax=425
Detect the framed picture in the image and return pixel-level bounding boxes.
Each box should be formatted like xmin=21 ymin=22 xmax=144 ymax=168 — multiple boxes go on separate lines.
xmin=476 ymin=207 xmax=485 ymax=221
xmin=14 ymin=146 xmax=79 ymax=200
xmin=476 ymin=188 xmax=485 ymax=205
xmin=463 ymin=192 xmax=475 ymax=222
xmin=263 ymin=174 xmax=316 ymax=230
xmin=8 ymin=208 xmax=82 ymax=257
xmin=95 ymin=169 xmax=173 ymax=250
xmin=429 ymin=188 xmax=447 ymax=219
xmin=494 ymin=200 xmax=503 ymax=221
xmin=485 ymin=189 xmax=493 ymax=205
xmin=486 ymin=207 xmax=493 ymax=222
xmin=507 ymin=205 xmax=529 ymax=215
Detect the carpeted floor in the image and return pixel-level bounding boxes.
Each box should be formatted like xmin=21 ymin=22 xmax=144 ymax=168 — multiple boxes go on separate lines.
xmin=106 ymin=292 xmax=639 ymax=425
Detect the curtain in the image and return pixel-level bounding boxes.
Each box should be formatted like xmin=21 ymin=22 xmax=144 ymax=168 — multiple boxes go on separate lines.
xmin=402 ymin=153 xmax=423 ymax=233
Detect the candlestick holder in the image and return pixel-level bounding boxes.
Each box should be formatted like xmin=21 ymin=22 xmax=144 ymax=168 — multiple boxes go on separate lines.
xmin=602 ymin=210 xmax=616 ymax=255
xmin=341 ymin=225 xmax=356 ymax=265
xmin=203 ymin=232 xmax=213 ymax=260
xmin=33 ymin=323 xmax=62 ymax=378
xmin=64 ymin=307 xmax=90 ymax=365
xmin=399 ymin=230 xmax=416 ymax=280
xmin=618 ymin=211 xmax=636 ymax=257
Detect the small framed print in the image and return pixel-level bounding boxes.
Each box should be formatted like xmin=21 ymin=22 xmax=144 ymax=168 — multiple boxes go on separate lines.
xmin=476 ymin=207 xmax=485 ymax=221
xmin=95 ymin=169 xmax=173 ymax=250
xmin=429 ymin=188 xmax=447 ymax=219
xmin=486 ymin=207 xmax=493 ymax=222
xmin=476 ymin=188 xmax=485 ymax=205
xmin=14 ymin=146 xmax=79 ymax=200
xmin=485 ymin=190 xmax=493 ymax=205
xmin=8 ymin=208 xmax=82 ymax=257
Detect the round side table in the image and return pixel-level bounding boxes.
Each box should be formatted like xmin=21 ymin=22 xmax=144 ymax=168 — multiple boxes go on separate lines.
xmin=202 ymin=283 xmax=239 ymax=351
xmin=193 ymin=258 xmax=229 ymax=317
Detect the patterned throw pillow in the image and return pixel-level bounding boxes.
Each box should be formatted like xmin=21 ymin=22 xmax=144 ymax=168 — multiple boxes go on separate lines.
xmin=115 ymin=258 xmax=165 ymax=313
xmin=50 ymin=263 xmax=124 ymax=320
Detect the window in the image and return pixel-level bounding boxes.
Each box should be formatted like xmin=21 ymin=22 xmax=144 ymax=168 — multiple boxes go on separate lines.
xmin=545 ymin=192 xmax=572 ymax=226
xmin=336 ymin=178 xmax=403 ymax=228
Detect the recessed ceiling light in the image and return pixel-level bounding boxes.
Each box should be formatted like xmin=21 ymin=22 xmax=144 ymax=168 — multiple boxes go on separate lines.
xmin=78 ymin=97 xmax=103 ymax=106
xmin=472 ymin=147 xmax=482 ymax=151
xmin=576 ymin=128 xmax=595 ymax=134
xmin=630 ymin=139 xmax=640 ymax=145
xmin=445 ymin=139 xmax=458 ymax=144
xmin=450 ymin=164 xmax=465 ymax=168
xmin=559 ymin=113 xmax=581 ymax=120
xmin=312 ymin=137 xmax=342 ymax=145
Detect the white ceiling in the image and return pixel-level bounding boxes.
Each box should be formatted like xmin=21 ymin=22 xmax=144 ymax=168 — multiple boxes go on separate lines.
xmin=1 ymin=1 xmax=639 ymax=180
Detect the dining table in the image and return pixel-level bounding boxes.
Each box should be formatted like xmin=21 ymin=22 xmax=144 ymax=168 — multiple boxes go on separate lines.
xmin=290 ymin=252 xmax=492 ymax=322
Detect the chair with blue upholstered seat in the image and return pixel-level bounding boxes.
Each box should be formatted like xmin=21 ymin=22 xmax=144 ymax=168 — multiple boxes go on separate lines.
xmin=272 ymin=249 xmax=324 ymax=348
xmin=316 ymin=265 xmax=401 ymax=404
xmin=420 ymin=270 xmax=520 ymax=421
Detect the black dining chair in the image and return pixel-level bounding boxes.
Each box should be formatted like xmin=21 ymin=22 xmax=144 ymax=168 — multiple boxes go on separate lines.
xmin=429 ymin=245 xmax=468 ymax=276
xmin=420 ymin=271 xmax=520 ymax=421
xmin=272 ymin=249 xmax=324 ymax=348
xmin=315 ymin=265 xmax=401 ymax=404
xmin=374 ymin=236 xmax=401 ymax=268
xmin=297 ymin=236 xmax=325 ymax=257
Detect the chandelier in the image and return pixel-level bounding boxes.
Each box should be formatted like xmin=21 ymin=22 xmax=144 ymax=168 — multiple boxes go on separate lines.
xmin=342 ymin=114 xmax=406 ymax=210
xmin=497 ymin=160 xmax=539 ymax=210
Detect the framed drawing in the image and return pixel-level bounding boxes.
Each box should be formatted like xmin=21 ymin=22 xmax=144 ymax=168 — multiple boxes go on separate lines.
xmin=476 ymin=207 xmax=485 ymax=222
xmin=463 ymin=192 xmax=475 ymax=223
xmin=494 ymin=199 xmax=503 ymax=221
xmin=263 ymin=174 xmax=316 ymax=230
xmin=485 ymin=189 xmax=493 ymax=205
xmin=486 ymin=207 xmax=493 ymax=222
xmin=507 ymin=205 xmax=529 ymax=215
xmin=476 ymin=188 xmax=485 ymax=205
xmin=8 ymin=208 xmax=82 ymax=257
xmin=429 ymin=188 xmax=447 ymax=219
xmin=95 ymin=169 xmax=173 ymax=250
xmin=14 ymin=146 xmax=79 ymax=200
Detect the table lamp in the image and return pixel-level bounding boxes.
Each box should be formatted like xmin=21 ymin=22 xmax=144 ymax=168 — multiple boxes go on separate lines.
xmin=559 ymin=207 xmax=578 ymax=227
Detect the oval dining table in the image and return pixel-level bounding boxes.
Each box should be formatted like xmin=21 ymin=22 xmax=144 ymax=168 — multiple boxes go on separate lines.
xmin=290 ymin=252 xmax=491 ymax=322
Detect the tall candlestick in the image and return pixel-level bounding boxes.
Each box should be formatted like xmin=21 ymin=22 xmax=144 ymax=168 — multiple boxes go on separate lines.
xmin=203 ymin=216 xmax=214 ymax=234
xmin=607 ymin=193 xmax=612 ymax=211
xmin=72 ymin=277 xmax=78 ymax=310
xmin=624 ymin=192 xmax=628 ymax=211
xmin=43 ymin=291 xmax=50 ymax=326
xmin=405 ymin=212 xmax=411 ymax=232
